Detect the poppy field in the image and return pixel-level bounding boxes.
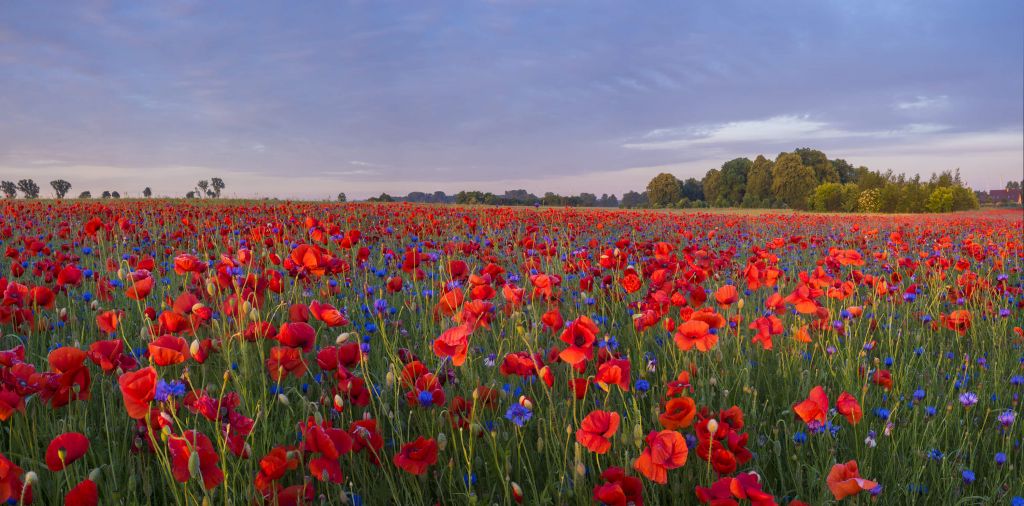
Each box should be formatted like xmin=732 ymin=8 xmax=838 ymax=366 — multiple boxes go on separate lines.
xmin=0 ymin=200 xmax=1021 ymax=505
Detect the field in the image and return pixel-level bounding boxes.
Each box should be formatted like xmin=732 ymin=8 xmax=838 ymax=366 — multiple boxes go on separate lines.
xmin=0 ymin=200 xmax=1021 ymax=505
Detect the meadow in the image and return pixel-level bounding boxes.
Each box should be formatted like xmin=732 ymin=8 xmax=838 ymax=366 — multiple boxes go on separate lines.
xmin=0 ymin=200 xmax=1021 ymax=505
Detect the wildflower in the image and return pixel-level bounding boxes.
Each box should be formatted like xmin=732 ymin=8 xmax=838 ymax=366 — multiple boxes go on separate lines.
xmin=958 ymin=392 xmax=978 ymax=407
xmin=505 ymin=404 xmax=533 ymax=427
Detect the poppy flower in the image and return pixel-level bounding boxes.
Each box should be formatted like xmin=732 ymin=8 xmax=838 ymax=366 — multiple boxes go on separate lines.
xmin=46 ymin=432 xmax=89 ymax=471
xmin=826 ymin=460 xmax=878 ymax=500
xmin=793 ymin=386 xmax=829 ymax=425
xmin=168 ymin=430 xmax=223 ymax=490
xmin=118 ymin=367 xmax=157 ymax=419
xmin=393 ymin=436 xmax=438 ymax=475
xmin=433 ymin=324 xmax=473 ymax=366
xmin=576 ymin=410 xmax=621 ymax=454
xmin=659 ymin=396 xmax=697 ymax=430
xmin=96 ymin=310 xmax=120 ymax=334
xmin=592 ymin=467 xmax=643 ymax=506
xmin=595 ymin=359 xmax=631 ymax=391
xmin=714 ymin=285 xmax=739 ymax=308
xmin=673 ymin=320 xmax=718 ymax=352
xmin=309 ymin=300 xmax=349 ymax=327
xmin=148 ymin=335 xmax=189 ymax=367
xmin=277 ymin=322 xmax=316 ymax=352
xmin=942 ymin=310 xmax=971 ymax=334
xmin=633 ymin=430 xmax=688 ymax=484
xmin=836 ymin=392 xmax=862 ymax=424
xmin=266 ymin=346 xmax=307 ymax=381
xmin=125 ymin=272 xmax=154 ymax=300
xmin=0 ymin=453 xmax=31 ymax=504
xmin=0 ymin=390 xmax=25 ymax=421
xmin=695 ymin=472 xmax=776 ymax=505
xmin=254 ymin=447 xmax=300 ymax=492
xmin=48 ymin=347 xmax=91 ymax=407
xmin=558 ymin=316 xmax=600 ymax=365
xmin=65 ymin=479 xmax=98 ymax=506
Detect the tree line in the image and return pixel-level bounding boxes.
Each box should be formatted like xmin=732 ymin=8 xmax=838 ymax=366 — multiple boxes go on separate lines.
xmin=0 ymin=178 xmax=226 ymax=200
xmin=636 ymin=148 xmax=985 ymax=213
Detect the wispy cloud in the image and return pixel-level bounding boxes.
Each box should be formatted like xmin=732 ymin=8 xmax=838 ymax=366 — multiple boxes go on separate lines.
xmin=623 ymin=115 xmax=950 ymax=150
xmin=895 ymin=95 xmax=949 ymax=110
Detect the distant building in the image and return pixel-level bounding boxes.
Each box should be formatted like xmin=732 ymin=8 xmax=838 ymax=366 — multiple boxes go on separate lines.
xmin=976 ymin=188 xmax=1022 ymax=205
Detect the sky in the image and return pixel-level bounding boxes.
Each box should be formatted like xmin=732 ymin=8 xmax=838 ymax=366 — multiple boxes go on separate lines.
xmin=1 ymin=0 xmax=1022 ymax=199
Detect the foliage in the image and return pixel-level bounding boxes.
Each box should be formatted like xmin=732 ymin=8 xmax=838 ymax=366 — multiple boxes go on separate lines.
xmin=78 ymin=191 xmax=92 ymax=199
xmin=743 ymin=155 xmax=774 ymax=207
xmin=771 ymin=153 xmax=816 ymax=210
xmin=926 ymin=187 xmax=955 ymax=213
xmin=0 ymin=181 xmax=15 ymax=199
xmin=17 ymin=179 xmax=41 ymax=199
xmin=50 ymin=179 xmax=72 ymax=199
xmin=143 ymin=187 xmax=153 ymax=198
xmin=336 ymin=192 xmax=347 ymax=203
xmin=646 ymin=173 xmax=683 ymax=208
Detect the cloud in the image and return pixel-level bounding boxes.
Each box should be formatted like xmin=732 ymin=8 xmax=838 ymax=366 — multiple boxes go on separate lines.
xmin=623 ymin=115 xmax=951 ymax=150
xmin=895 ymin=95 xmax=949 ymax=110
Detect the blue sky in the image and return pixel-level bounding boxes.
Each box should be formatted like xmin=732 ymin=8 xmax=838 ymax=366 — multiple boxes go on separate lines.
xmin=1 ymin=0 xmax=1021 ymax=199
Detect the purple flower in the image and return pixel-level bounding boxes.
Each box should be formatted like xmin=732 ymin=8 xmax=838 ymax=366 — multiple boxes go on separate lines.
xmin=958 ymin=392 xmax=978 ymax=407
xmin=997 ymin=410 xmax=1016 ymax=427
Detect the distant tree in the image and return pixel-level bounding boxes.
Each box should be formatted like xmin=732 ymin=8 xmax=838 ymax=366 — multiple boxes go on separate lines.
xmin=102 ymin=190 xmax=112 ymax=199
xmin=210 ymin=178 xmax=225 ymax=198
xmin=50 ymin=179 xmax=72 ymax=199
xmin=743 ymin=155 xmax=774 ymax=207
xmin=17 ymin=179 xmax=40 ymax=199
xmin=110 ymin=191 xmax=121 ymax=199
xmin=807 ymin=183 xmax=859 ymax=212
xmin=680 ymin=178 xmax=704 ymax=202
xmin=771 ymin=153 xmax=816 ymax=209
xmin=701 ymin=169 xmax=724 ymax=207
xmin=598 ymin=193 xmax=619 ymax=207
xmin=718 ymin=157 xmax=752 ymax=205
xmin=950 ymin=186 xmax=979 ymax=211
xmin=1006 ymin=181 xmax=1021 ymax=191
xmin=1 ymin=181 xmax=16 ymax=199
xmin=795 ymin=148 xmax=839 ymax=184
xmin=376 ymin=193 xmax=394 ymax=202
xmin=78 ymin=191 xmax=92 ymax=199
xmin=646 ymin=173 xmax=683 ymax=208
xmin=143 ymin=187 xmax=152 ymax=198
xmin=831 ymin=158 xmax=857 ymax=184
xmin=620 ymin=190 xmax=648 ymax=208
xmin=577 ymin=193 xmax=598 ymax=207
xmin=196 ymin=180 xmax=210 ymax=198
xmin=185 ymin=191 xmax=196 ymax=199
xmin=336 ymin=192 xmax=347 ymax=202
xmin=926 ymin=187 xmax=955 ymax=213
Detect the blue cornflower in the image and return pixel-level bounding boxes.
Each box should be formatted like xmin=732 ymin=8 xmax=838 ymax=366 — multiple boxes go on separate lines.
xmin=635 ymin=379 xmax=650 ymax=392
xmin=417 ymin=390 xmax=434 ymax=407
xmin=961 ymin=470 xmax=975 ymax=484
xmin=505 ymin=403 xmax=533 ymax=427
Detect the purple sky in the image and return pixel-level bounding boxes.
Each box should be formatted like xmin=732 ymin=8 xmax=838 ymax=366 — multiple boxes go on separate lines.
xmin=1 ymin=1 xmax=1021 ymax=199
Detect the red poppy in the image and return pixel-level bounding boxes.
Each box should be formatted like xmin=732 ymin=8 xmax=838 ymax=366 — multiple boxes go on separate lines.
xmin=433 ymin=324 xmax=473 ymax=366
xmin=393 ymin=436 xmax=438 ymax=475
xmin=65 ymin=479 xmax=97 ymax=506
xmin=277 ymin=322 xmax=316 ymax=352
xmin=148 ymin=335 xmax=189 ymax=366
xmin=266 ymin=346 xmax=307 ymax=381
xmin=558 ymin=316 xmax=600 ymax=365
xmin=576 ymin=410 xmax=621 ymax=454
xmin=595 ymin=358 xmax=631 ymax=391
xmin=45 ymin=432 xmax=89 ymax=471
xmin=673 ymin=320 xmax=718 ymax=352
xmin=942 ymin=310 xmax=971 ymax=334
xmin=0 ymin=453 xmax=31 ymax=504
xmin=309 ymin=300 xmax=349 ymax=327
xmin=826 ymin=460 xmax=877 ymax=500
xmin=836 ymin=391 xmax=862 ymax=424
xmin=96 ymin=310 xmax=120 ymax=334
xmin=254 ymin=447 xmax=300 ymax=493
xmin=592 ymin=467 xmax=643 ymax=506
xmin=168 ymin=430 xmax=223 ymax=490
xmin=793 ymin=386 xmax=829 ymax=425
xmin=118 ymin=367 xmax=157 ymax=419
xmin=659 ymin=396 xmax=697 ymax=430
xmin=714 ymin=285 xmax=739 ymax=308
xmin=633 ymin=430 xmax=688 ymax=484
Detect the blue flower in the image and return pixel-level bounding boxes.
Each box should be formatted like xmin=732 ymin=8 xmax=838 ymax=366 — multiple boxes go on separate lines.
xmin=961 ymin=470 xmax=975 ymax=484
xmin=634 ymin=379 xmax=650 ymax=392
xmin=417 ymin=390 xmax=435 ymax=407
xmin=505 ymin=404 xmax=532 ymax=427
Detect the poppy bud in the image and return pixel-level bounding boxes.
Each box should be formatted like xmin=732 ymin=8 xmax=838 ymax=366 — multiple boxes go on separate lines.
xmin=314 ymin=410 xmax=323 ymax=425
xmin=278 ymin=393 xmax=289 ymax=405
xmin=518 ymin=396 xmax=532 ymax=410
xmin=90 ymin=300 xmax=99 ymax=311
xmin=511 ymin=482 xmax=524 ymax=503
xmin=333 ymin=394 xmax=344 ymax=411
xmin=241 ymin=300 xmax=252 ymax=315
xmin=336 ymin=332 xmax=351 ymax=344
xmin=190 ymin=339 xmax=201 ymax=357
xmin=707 ymin=418 xmax=719 ymax=435
xmin=187 ymin=451 xmax=202 ymax=478
xmin=206 ymin=282 xmax=216 ymax=296
xmin=24 ymin=471 xmax=39 ymax=485
xmin=249 ymin=308 xmax=259 ymax=322
xmin=737 ymin=298 xmax=745 ymax=309
xmin=536 ymin=436 xmax=544 ymax=453
xmin=385 ymin=370 xmax=395 ymax=389
xmin=437 ymin=433 xmax=447 ymax=451
xmin=59 ymin=307 xmax=67 ymax=319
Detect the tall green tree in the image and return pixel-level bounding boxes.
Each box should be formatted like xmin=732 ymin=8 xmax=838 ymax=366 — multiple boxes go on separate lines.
xmin=50 ymin=179 xmax=72 ymax=199
xmin=771 ymin=153 xmax=816 ymax=209
xmin=718 ymin=157 xmax=752 ymax=205
xmin=743 ymin=155 xmax=774 ymax=207
xmin=1 ymin=181 xmax=16 ymax=199
xmin=701 ymin=169 xmax=724 ymax=206
xmin=16 ymin=179 xmax=40 ymax=198
xmin=831 ymin=158 xmax=857 ymax=184
xmin=796 ymin=148 xmax=839 ymax=184
xmin=645 ymin=173 xmax=683 ymax=208
xmin=680 ymin=178 xmax=704 ymax=202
